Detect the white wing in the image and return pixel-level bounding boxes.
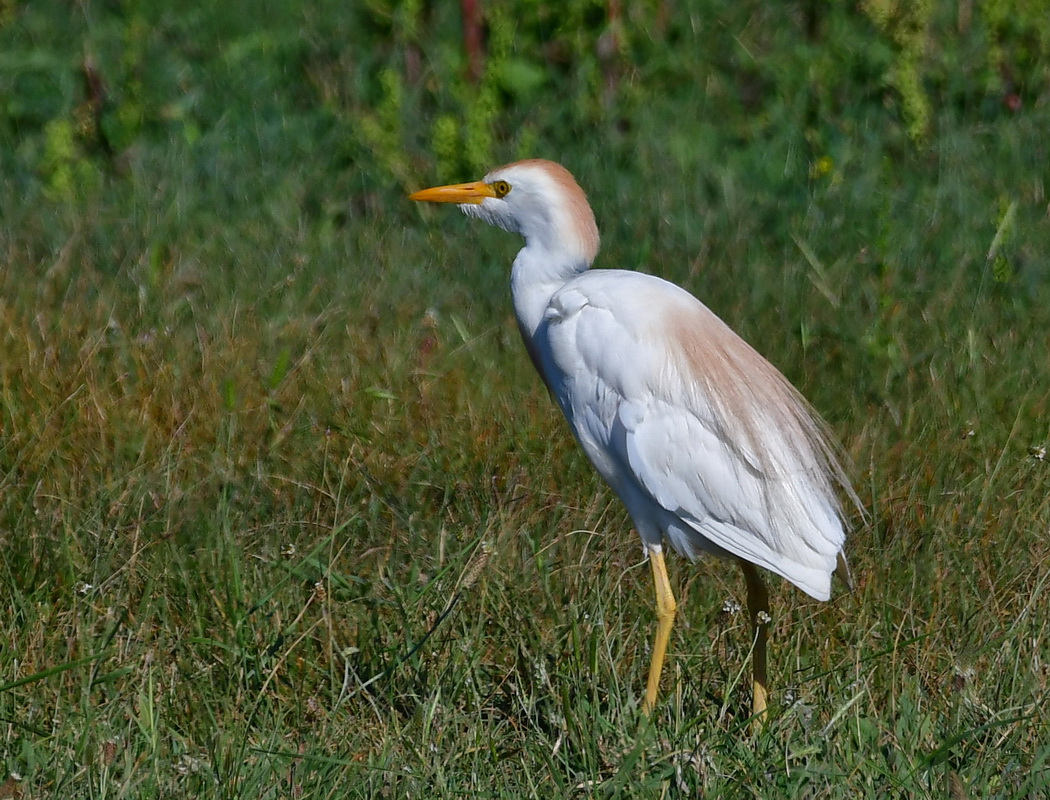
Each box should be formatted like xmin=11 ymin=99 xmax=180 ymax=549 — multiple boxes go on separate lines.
xmin=537 ymin=270 xmax=847 ymax=599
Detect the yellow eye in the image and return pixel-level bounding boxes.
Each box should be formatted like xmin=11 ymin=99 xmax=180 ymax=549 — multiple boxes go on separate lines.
xmin=491 ymin=180 xmax=511 ymax=198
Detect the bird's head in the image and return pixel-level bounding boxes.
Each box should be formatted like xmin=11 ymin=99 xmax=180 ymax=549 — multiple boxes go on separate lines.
xmin=410 ymin=159 xmax=600 ymax=268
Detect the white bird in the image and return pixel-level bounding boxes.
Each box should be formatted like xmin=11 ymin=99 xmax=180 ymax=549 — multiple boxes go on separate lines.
xmin=410 ymin=159 xmax=857 ymax=719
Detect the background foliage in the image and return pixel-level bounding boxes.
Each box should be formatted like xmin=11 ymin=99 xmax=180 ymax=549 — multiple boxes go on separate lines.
xmin=1 ymin=0 xmax=1049 ymax=797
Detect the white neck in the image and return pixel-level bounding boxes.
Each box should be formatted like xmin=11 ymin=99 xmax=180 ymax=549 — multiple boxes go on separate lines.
xmin=510 ymin=243 xmax=590 ymax=342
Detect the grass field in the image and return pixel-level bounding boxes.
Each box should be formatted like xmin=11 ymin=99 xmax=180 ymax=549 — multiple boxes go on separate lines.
xmin=2 ymin=2 xmax=1050 ymax=797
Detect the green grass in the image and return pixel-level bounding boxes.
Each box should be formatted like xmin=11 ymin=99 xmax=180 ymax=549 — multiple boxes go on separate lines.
xmin=2 ymin=2 xmax=1050 ymax=797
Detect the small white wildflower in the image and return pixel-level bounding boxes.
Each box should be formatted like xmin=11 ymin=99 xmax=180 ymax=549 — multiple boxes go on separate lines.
xmin=280 ymin=543 xmax=296 ymax=558
xmin=1029 ymin=444 xmax=1046 ymax=461
xmin=174 ymin=754 xmax=203 ymax=775
xmin=757 ymin=610 xmax=772 ymax=625
xmin=76 ymin=582 xmax=94 ymax=596
xmin=722 ymin=599 xmax=742 ymax=614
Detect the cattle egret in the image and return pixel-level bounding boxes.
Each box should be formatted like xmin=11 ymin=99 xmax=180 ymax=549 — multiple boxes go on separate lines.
xmin=409 ymin=159 xmax=857 ymax=720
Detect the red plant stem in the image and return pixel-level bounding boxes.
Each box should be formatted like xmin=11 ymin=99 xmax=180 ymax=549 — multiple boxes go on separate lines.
xmin=462 ymin=0 xmax=483 ymax=84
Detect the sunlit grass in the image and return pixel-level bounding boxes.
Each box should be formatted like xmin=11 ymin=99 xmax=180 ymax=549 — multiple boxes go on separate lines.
xmin=2 ymin=7 xmax=1050 ymax=798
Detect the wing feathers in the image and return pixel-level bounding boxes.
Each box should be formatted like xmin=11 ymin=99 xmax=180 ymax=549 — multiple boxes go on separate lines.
xmin=543 ymin=270 xmax=855 ymax=597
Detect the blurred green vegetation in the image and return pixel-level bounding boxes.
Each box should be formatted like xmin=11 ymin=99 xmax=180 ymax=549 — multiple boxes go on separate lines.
xmin=3 ymin=0 xmax=1048 ymax=191
xmin=1 ymin=0 xmax=1049 ymax=797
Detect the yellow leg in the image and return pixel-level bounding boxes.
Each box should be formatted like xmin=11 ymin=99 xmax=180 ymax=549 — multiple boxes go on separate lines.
xmin=643 ymin=548 xmax=677 ymax=715
xmin=741 ymin=562 xmax=769 ymax=723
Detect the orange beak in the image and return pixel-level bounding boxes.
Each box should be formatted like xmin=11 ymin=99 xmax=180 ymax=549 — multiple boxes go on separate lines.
xmin=409 ymin=180 xmax=496 ymax=205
